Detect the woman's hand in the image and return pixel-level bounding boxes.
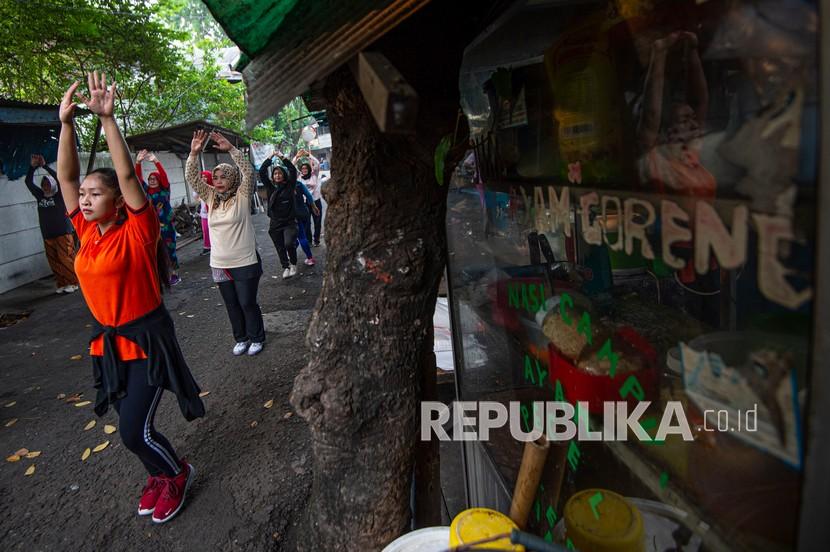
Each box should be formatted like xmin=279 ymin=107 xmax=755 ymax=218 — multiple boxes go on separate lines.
xmin=191 ymin=129 xmax=209 ymax=154
xmin=312 ymin=204 xmax=321 ymax=217
xmin=210 ymin=131 xmax=233 ymax=152
xmin=30 ymin=154 xmax=45 ymax=167
xmin=59 ymin=81 xmax=80 ymax=124
xmin=136 ymin=149 xmax=149 ymax=162
xmin=77 ymin=71 xmax=116 ymax=118
xmin=149 ymin=152 xmax=158 ymax=162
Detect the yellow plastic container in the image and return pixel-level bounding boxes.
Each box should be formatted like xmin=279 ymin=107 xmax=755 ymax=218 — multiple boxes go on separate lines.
xmin=564 ymin=489 xmax=644 ymax=552
xmin=449 ymin=508 xmax=525 ymax=551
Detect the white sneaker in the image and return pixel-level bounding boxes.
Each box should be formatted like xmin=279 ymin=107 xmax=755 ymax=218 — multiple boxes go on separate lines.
xmin=289 ymin=265 xmax=298 ymax=277
xmin=55 ymin=286 xmax=66 ymax=294
xmin=282 ymin=268 xmax=291 ymax=279
xmin=232 ymin=341 xmax=249 ymax=356
xmin=247 ymin=342 xmax=263 ymax=356
xmin=64 ymin=285 xmax=79 ymax=293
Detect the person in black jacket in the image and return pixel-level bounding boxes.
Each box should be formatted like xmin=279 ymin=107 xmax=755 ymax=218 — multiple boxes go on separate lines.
xmin=259 ymin=151 xmax=319 ymax=279
xmin=24 ymin=154 xmax=79 ymax=293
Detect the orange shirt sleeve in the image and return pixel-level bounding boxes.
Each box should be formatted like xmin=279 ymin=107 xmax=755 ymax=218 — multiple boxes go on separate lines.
xmin=125 ymin=200 xmax=160 ymax=244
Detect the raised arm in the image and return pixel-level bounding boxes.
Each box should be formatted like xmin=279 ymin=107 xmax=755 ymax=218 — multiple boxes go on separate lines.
xmin=57 ymin=82 xmax=81 ymax=213
xmin=259 ymin=156 xmax=274 ymax=192
xmin=186 ymin=130 xmax=212 ymax=199
xmin=307 ymin=152 xmax=320 ymax=175
xmin=229 ymin=147 xmax=254 ymax=198
xmin=42 ymin=163 xmax=58 ymax=180
xmin=24 ymin=156 xmax=44 ymax=199
xmin=637 ymin=34 xmax=674 ymax=151
xmin=684 ymin=33 xmax=708 ymax=126
xmin=150 ymin=153 xmax=170 ymax=189
xmin=78 ymin=72 xmax=145 ymax=210
xmin=210 ymin=131 xmax=253 ymax=198
xmin=134 ymin=162 xmax=144 ymax=184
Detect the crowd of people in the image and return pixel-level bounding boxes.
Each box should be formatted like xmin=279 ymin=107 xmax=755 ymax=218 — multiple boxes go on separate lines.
xmin=27 ymin=72 xmax=330 ymax=525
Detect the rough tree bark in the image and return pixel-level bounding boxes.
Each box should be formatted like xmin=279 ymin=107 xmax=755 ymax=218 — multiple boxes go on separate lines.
xmin=289 ymin=2 xmax=485 ymax=549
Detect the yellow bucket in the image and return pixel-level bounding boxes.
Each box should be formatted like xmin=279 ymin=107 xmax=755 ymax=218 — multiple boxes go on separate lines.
xmin=564 ymin=489 xmax=644 ymax=552
xmin=449 ymin=508 xmax=524 ymax=551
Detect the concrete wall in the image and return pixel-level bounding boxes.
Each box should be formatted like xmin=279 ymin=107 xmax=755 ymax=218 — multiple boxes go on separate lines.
xmin=0 ymin=151 xmax=192 ymax=294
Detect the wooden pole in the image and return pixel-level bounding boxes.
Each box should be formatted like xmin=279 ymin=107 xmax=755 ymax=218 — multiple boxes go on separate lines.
xmin=85 ymin=118 xmax=103 ymax=174
xmin=414 ymin=321 xmax=441 ymax=528
xmin=509 ymin=435 xmax=550 ymax=529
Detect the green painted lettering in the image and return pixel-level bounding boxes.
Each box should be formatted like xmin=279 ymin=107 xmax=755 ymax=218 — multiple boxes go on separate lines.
xmin=554 ymin=379 xmax=566 ymax=402
xmin=619 ymin=375 xmax=645 ymax=401
xmin=546 ymin=505 xmax=557 ymax=527
xmin=577 ymin=312 xmax=593 ymax=345
xmin=535 ymin=358 xmax=547 ymax=388
xmin=508 ymin=283 xmax=520 ymax=310
xmin=524 ymin=355 xmax=536 ymax=385
xmin=529 ymin=284 xmax=540 ymax=312
xmin=560 ymin=292 xmax=573 ymax=325
xmin=567 ymin=441 xmax=581 ymax=471
xmin=597 ymin=338 xmax=619 ymax=378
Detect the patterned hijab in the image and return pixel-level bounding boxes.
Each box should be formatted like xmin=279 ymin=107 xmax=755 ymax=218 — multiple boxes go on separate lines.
xmin=42 ymin=175 xmax=58 ymax=197
xmin=211 ymin=163 xmax=240 ymax=209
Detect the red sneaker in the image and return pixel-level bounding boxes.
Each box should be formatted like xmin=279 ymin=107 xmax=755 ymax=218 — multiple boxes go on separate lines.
xmin=151 ymin=461 xmax=195 ymax=524
xmin=137 ymin=475 xmax=163 ymax=516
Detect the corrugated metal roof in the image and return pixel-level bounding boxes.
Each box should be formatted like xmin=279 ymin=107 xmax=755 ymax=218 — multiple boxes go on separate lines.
xmin=203 ymin=0 xmax=432 ymax=130
xmin=126 ymin=120 xmax=249 ymax=153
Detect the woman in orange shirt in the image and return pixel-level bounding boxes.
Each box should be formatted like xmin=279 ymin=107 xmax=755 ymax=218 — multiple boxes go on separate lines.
xmin=57 ymin=73 xmax=204 ymax=524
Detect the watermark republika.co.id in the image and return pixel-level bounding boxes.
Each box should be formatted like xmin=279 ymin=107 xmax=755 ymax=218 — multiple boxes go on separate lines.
xmin=420 ymin=401 xmax=759 ymax=442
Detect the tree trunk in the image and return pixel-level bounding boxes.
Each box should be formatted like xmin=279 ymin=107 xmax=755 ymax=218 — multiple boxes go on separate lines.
xmin=289 ymin=3 xmax=481 ymax=548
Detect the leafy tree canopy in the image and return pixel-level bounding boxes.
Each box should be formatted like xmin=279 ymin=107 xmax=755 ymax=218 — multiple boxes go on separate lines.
xmin=0 ymin=0 xmax=305 ymax=148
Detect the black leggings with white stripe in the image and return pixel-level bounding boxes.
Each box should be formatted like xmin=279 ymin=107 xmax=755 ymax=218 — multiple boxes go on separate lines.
xmin=113 ymin=360 xmax=182 ymax=478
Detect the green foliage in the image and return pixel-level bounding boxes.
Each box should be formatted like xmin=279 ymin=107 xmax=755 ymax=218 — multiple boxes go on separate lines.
xmin=271 ymin=97 xmax=312 ymax=151
xmin=0 ymin=0 xmax=281 ymax=148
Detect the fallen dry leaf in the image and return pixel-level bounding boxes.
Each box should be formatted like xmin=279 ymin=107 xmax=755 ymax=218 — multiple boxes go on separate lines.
xmin=250 ymin=421 xmax=258 ymax=428
xmin=5 ymin=418 xmax=18 ymax=427
xmin=198 ymin=391 xmax=210 ymax=398
xmin=25 ymin=451 xmax=41 ymax=459
xmin=283 ymin=412 xmax=293 ymax=419
xmin=5 ymin=401 xmax=16 ymax=408
xmin=83 ymin=420 xmax=96 ymax=431
xmin=93 ymin=441 xmax=109 ymax=453
xmin=24 ymin=465 xmax=35 ymax=476
xmin=74 ymin=401 xmax=92 ymax=408
xmin=187 ymin=315 xmax=195 ymax=318
xmin=15 ymin=448 xmax=29 ymax=457
xmin=104 ymin=425 xmax=116 ymax=435
xmin=81 ymin=448 xmax=91 ymax=461
xmin=70 ymin=355 xmax=83 ymax=361
xmin=65 ymin=394 xmax=82 ymax=403
xmin=263 ymin=399 xmax=274 ymax=409
xmin=6 ymin=454 xmax=20 ymax=462
xmin=56 ymin=393 xmax=66 ymax=400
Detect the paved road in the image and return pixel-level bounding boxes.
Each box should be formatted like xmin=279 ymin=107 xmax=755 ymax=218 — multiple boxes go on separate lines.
xmin=0 ymin=213 xmax=321 ymax=551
